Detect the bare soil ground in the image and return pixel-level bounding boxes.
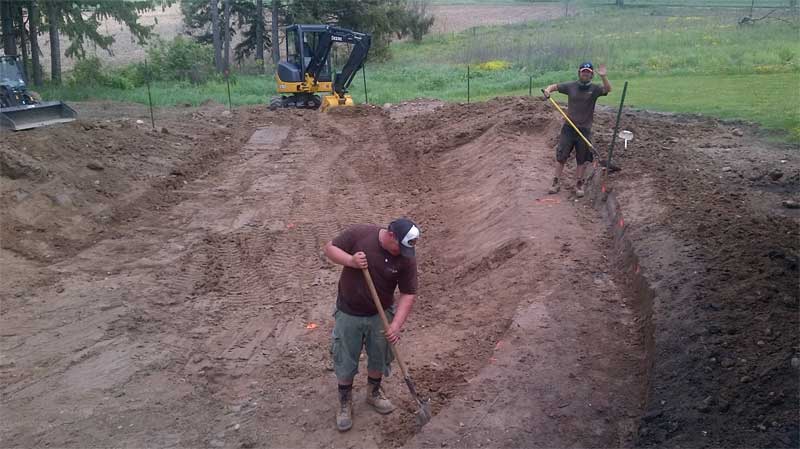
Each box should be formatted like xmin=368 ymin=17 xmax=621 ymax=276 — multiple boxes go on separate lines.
xmin=429 ymin=4 xmax=566 ymax=34
xmin=589 ymin=108 xmax=800 ymax=448
xmin=37 ymin=6 xmax=186 ymax=70
xmin=1 ymin=97 xmax=798 ymax=449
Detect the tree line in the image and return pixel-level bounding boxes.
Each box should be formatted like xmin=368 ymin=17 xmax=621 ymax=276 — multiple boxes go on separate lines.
xmin=0 ymin=0 xmax=434 ymax=87
xmin=1 ymin=0 xmax=158 ymax=86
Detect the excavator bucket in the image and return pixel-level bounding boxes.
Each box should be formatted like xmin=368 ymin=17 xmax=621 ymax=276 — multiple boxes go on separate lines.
xmin=320 ymin=94 xmax=353 ymax=112
xmin=0 ymin=101 xmax=77 ymax=131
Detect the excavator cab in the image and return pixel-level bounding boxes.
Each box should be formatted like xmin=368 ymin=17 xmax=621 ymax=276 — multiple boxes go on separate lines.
xmin=271 ymin=24 xmax=371 ymax=111
xmin=287 ymin=26 xmax=332 ymax=82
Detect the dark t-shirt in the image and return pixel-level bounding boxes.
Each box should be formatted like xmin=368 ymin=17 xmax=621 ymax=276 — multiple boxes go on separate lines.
xmin=331 ymin=224 xmax=418 ymax=316
xmin=557 ymin=81 xmax=608 ymax=129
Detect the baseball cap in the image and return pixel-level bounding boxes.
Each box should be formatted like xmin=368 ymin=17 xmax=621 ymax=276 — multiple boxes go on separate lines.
xmin=579 ymin=62 xmax=594 ymax=73
xmin=388 ymin=218 xmax=419 ymax=258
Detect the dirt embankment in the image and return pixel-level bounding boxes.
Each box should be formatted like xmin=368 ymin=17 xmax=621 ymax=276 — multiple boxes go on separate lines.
xmin=588 ymin=108 xmax=800 ymax=448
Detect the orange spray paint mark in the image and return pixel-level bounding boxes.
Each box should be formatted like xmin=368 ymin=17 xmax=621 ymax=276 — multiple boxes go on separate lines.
xmin=619 ymin=218 xmax=625 ymax=228
xmin=305 ymin=323 xmax=317 ymax=329
xmin=535 ymin=198 xmax=561 ymax=205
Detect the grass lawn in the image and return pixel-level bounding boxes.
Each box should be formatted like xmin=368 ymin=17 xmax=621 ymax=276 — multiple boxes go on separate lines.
xmin=597 ymin=73 xmax=800 ymax=141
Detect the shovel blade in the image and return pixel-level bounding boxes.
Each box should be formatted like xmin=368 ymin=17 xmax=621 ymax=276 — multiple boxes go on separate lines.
xmin=415 ymin=399 xmax=432 ymax=427
xmin=403 ymin=376 xmax=432 ymax=427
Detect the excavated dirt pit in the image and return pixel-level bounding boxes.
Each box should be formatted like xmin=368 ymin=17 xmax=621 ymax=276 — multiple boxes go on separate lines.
xmin=1 ymin=98 xmax=797 ymax=448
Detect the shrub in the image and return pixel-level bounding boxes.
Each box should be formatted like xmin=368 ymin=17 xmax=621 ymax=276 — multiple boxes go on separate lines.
xmin=146 ymin=36 xmax=215 ymax=84
xmin=69 ymin=57 xmax=106 ymax=87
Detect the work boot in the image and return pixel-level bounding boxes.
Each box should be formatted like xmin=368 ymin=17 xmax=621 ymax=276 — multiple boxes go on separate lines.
xmin=548 ymin=177 xmax=560 ymax=194
xmin=576 ymin=180 xmax=585 ymax=198
xmin=366 ymin=384 xmax=395 ymax=414
xmin=336 ymin=389 xmax=353 ymax=432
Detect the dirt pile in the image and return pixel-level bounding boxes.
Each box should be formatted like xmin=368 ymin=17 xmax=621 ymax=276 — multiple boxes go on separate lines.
xmin=1 ymin=104 xmax=243 ymax=261
xmin=590 ymin=109 xmax=800 ymax=447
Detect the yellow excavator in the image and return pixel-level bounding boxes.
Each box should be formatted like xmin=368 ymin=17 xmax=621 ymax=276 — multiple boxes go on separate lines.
xmin=270 ymin=24 xmax=371 ymax=112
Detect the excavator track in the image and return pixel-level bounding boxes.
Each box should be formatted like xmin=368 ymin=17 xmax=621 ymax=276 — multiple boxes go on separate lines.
xmin=268 ymin=94 xmax=322 ymax=111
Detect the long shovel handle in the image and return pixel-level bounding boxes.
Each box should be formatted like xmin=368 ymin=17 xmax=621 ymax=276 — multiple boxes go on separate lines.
xmin=542 ymin=89 xmax=597 ymax=155
xmin=361 ymin=268 xmax=411 ymax=379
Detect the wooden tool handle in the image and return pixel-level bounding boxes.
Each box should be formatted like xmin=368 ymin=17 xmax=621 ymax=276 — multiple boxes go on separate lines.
xmin=361 ymin=268 xmax=411 ymax=378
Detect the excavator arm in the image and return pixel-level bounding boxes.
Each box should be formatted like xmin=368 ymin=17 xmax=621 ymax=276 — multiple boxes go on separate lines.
xmin=305 ymin=26 xmax=371 ymax=97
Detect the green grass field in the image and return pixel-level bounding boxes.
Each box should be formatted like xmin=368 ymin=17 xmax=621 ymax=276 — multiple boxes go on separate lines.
xmin=41 ymin=3 xmax=800 ymax=142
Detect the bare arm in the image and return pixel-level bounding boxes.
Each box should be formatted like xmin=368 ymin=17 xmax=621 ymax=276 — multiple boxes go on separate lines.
xmin=543 ymin=83 xmax=559 ymax=98
xmin=600 ymin=75 xmax=612 ymax=93
xmin=597 ymin=64 xmax=612 ymax=93
xmin=386 ymin=293 xmax=415 ymax=343
xmin=323 ymin=241 xmax=365 ymax=269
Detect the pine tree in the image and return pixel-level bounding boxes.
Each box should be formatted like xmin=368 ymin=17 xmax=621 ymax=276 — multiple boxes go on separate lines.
xmin=28 ymin=0 xmax=43 ymax=86
xmin=1 ymin=1 xmax=17 ymax=56
xmin=182 ymin=0 xmax=272 ymax=67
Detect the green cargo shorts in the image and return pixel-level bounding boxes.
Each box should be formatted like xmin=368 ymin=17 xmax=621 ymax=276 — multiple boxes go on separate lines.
xmin=331 ymin=307 xmax=394 ymax=380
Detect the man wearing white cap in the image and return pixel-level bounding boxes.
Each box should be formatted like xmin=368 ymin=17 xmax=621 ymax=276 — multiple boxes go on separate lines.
xmin=542 ymin=62 xmax=612 ymax=197
xmin=323 ymin=218 xmax=419 ymax=432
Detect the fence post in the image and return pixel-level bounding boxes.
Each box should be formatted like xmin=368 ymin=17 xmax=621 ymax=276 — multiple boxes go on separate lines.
xmin=362 ymin=64 xmax=368 ymax=104
xmin=607 ymin=81 xmax=629 ymax=171
xmin=225 ymin=69 xmax=232 ymax=111
xmin=144 ymin=59 xmax=155 ymax=130
xmin=529 ymin=75 xmax=533 ymax=96
xmin=467 ymin=65 xmax=470 ymax=104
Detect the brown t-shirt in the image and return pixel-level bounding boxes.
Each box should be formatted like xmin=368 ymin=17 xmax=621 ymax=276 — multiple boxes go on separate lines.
xmin=331 ymin=224 xmax=418 ymax=316
xmin=557 ymin=81 xmax=608 ymax=129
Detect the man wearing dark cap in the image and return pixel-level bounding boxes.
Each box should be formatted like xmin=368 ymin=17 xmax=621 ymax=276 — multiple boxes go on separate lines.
xmin=542 ymin=62 xmax=611 ymax=197
xmin=322 ymin=218 xmax=419 ymax=432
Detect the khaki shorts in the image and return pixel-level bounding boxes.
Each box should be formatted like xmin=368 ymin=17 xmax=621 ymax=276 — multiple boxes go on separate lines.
xmin=331 ymin=307 xmax=394 ymax=380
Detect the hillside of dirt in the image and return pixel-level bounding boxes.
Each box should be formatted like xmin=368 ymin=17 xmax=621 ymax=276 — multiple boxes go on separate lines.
xmin=1 ymin=97 xmax=798 ymax=449
xmin=588 ymin=108 xmax=800 ymax=448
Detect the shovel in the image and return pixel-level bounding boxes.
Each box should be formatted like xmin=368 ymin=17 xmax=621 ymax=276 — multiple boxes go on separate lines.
xmin=361 ymin=268 xmax=432 ymax=427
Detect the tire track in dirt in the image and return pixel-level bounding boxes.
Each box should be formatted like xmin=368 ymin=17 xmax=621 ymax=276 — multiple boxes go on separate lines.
xmin=200 ymin=111 xmax=420 ymax=449
xmin=131 ymin=110 xmax=410 ymax=449
xmin=0 ymin=107 xmax=280 ymax=448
